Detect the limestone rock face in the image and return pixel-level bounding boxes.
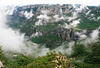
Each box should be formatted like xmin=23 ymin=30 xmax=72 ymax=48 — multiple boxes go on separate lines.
xmin=0 ymin=61 xmax=4 ymax=68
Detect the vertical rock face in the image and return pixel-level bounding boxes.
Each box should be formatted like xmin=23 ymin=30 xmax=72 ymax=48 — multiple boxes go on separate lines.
xmin=70 ymin=29 xmax=75 ymax=40
xmin=99 ymin=29 xmax=100 ymax=37
xmin=0 ymin=61 xmax=4 ymax=68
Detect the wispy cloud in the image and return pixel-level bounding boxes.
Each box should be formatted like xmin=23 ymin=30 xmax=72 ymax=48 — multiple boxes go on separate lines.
xmin=1 ymin=0 xmax=100 ymax=6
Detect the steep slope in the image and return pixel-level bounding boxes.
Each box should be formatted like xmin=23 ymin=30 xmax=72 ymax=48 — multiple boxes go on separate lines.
xmin=6 ymin=4 xmax=100 ymax=49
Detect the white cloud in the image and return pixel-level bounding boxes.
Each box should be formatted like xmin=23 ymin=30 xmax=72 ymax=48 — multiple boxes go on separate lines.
xmin=70 ymin=19 xmax=80 ymax=27
xmin=80 ymin=27 xmax=100 ymax=46
xmin=0 ymin=5 xmax=50 ymax=57
xmin=54 ymin=41 xmax=75 ymax=55
xmin=37 ymin=14 xmax=51 ymax=20
xmin=20 ymin=10 xmax=34 ymax=19
xmin=0 ymin=0 xmax=100 ymax=6
xmin=35 ymin=10 xmax=51 ymax=26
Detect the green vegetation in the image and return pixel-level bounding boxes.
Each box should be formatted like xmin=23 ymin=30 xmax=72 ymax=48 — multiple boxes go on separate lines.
xmin=37 ymin=21 xmax=64 ymax=32
xmin=71 ymin=44 xmax=89 ymax=57
xmin=8 ymin=17 xmax=26 ymax=29
xmin=73 ymin=62 xmax=100 ymax=68
xmin=32 ymin=34 xmax=62 ymax=49
xmin=71 ymin=42 xmax=100 ymax=68
xmin=84 ymin=43 xmax=100 ymax=64
xmin=4 ymin=5 xmax=100 ymax=68
xmin=78 ymin=19 xmax=100 ymax=29
xmin=0 ymin=51 xmax=74 ymax=68
xmin=24 ymin=52 xmax=57 ymax=68
xmin=0 ymin=42 xmax=100 ymax=68
xmin=20 ymin=18 xmax=36 ymax=36
xmin=5 ymin=54 xmax=34 ymax=68
xmin=24 ymin=52 xmax=74 ymax=68
xmin=89 ymin=6 xmax=100 ymax=17
xmin=0 ymin=46 xmax=4 ymax=60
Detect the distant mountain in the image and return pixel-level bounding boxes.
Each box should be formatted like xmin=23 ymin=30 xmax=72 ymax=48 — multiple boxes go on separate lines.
xmin=7 ymin=4 xmax=100 ymax=49
xmin=1 ymin=4 xmax=100 ymax=68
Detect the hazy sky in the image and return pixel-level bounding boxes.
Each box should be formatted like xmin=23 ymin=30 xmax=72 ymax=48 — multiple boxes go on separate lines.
xmin=1 ymin=0 xmax=100 ymax=6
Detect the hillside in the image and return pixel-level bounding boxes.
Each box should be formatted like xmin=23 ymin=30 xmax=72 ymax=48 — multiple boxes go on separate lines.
xmin=0 ymin=42 xmax=100 ymax=68
xmin=0 ymin=4 xmax=100 ymax=68
xmin=7 ymin=4 xmax=100 ymax=49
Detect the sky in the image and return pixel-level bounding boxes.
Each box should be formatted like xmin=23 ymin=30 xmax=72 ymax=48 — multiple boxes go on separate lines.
xmin=0 ymin=0 xmax=100 ymax=6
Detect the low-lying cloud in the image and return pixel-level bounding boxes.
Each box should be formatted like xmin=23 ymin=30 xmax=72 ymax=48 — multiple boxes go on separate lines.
xmin=0 ymin=7 xmax=50 ymax=57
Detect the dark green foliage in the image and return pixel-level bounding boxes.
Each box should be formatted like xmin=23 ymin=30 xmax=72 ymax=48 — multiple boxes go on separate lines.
xmin=25 ymin=57 xmax=56 ymax=68
xmin=72 ymin=42 xmax=100 ymax=68
xmin=73 ymin=62 xmax=100 ymax=68
xmin=20 ymin=18 xmax=37 ymax=36
xmin=5 ymin=54 xmax=34 ymax=68
xmin=71 ymin=44 xmax=89 ymax=57
xmin=89 ymin=6 xmax=100 ymax=17
xmin=2 ymin=42 xmax=100 ymax=68
xmin=84 ymin=43 xmax=100 ymax=64
xmin=24 ymin=52 xmax=73 ymax=68
xmin=0 ymin=46 xmax=4 ymax=60
xmin=77 ymin=6 xmax=100 ymax=30
xmin=24 ymin=52 xmax=57 ymax=68
xmin=32 ymin=34 xmax=62 ymax=49
xmin=25 ymin=61 xmax=56 ymax=68
xmin=37 ymin=21 xmax=64 ymax=32
xmin=15 ymin=54 xmax=34 ymax=65
xmin=78 ymin=19 xmax=100 ymax=30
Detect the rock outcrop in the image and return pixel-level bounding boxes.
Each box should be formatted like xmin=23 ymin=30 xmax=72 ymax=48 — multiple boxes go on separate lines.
xmin=0 ymin=61 xmax=4 ymax=68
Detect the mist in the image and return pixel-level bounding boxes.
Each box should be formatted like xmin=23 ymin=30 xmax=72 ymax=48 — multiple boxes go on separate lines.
xmin=0 ymin=7 xmax=25 ymax=52
xmin=0 ymin=3 xmax=100 ymax=58
xmin=81 ymin=27 xmax=100 ymax=46
xmin=54 ymin=41 xmax=75 ymax=56
xmin=0 ymin=6 xmax=50 ymax=57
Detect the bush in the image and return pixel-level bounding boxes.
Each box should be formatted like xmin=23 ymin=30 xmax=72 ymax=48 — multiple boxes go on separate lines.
xmin=5 ymin=54 xmax=34 ymax=68
xmin=0 ymin=46 xmax=4 ymax=60
xmin=71 ymin=44 xmax=88 ymax=57
xmin=84 ymin=43 xmax=100 ymax=64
